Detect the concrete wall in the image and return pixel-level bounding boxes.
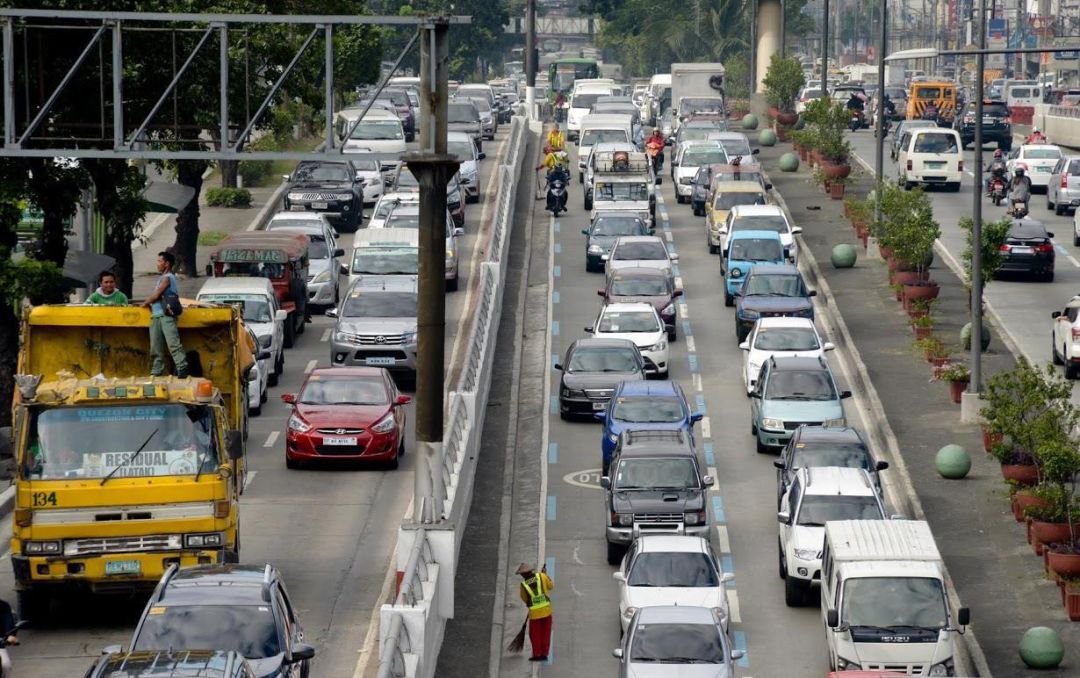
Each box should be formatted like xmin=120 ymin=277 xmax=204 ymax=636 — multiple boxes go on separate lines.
xmin=1032 ymin=104 xmax=1080 ymax=149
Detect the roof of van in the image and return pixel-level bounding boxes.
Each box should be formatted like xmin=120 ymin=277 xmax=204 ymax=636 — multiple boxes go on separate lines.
xmin=196 ymin=277 xmax=276 ymax=297
xmin=352 ymin=227 xmax=419 ymax=246
xmin=825 ymin=520 xmax=940 ymax=562
xmin=581 ymin=114 xmax=633 ymax=127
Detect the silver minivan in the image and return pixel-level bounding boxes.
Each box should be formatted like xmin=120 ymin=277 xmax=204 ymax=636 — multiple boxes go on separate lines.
xmin=1048 ymin=155 xmax=1080 ymax=216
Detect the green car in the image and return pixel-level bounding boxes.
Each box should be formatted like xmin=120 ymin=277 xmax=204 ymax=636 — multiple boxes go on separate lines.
xmin=750 ymin=355 xmax=851 ymax=454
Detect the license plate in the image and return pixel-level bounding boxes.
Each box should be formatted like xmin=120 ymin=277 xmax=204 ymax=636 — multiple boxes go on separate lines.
xmin=926 ymin=162 xmax=945 ymax=169
xmin=365 ymin=357 xmax=396 ymax=366
xmin=289 ymin=205 xmax=306 ymax=211
xmin=310 ymin=201 xmax=328 ymax=210
xmin=324 ymin=436 xmax=358 ymax=446
xmin=105 ymin=560 xmax=141 ymax=576
xmin=1035 ymin=166 xmax=1051 ymax=173
xmin=982 ymin=117 xmax=996 ymax=124
xmin=592 ymin=402 xmax=606 ymax=411
xmin=1010 ymin=246 xmax=1033 ymax=254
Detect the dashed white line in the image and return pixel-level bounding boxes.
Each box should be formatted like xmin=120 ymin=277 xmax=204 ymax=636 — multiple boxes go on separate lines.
xmin=715 ymin=525 xmax=731 ymax=553
xmin=243 ymin=470 xmax=258 ymax=491
xmin=674 ymin=276 xmax=684 ymax=290
xmin=708 ymin=466 xmax=718 ymax=481
xmin=664 ymin=230 xmax=673 ymax=242
xmin=728 ymin=589 xmax=742 ymax=624
xmin=686 ymin=336 xmax=697 ymax=353
xmin=679 ymin=302 xmax=690 ymax=320
xmin=700 ymin=416 xmax=711 ymax=439
xmin=321 ymin=328 xmax=331 ymax=342
xmin=304 ymin=359 xmax=318 ymax=374
xmin=263 ymin=431 xmax=279 ymax=448
xmin=692 ymin=373 xmax=703 ymax=392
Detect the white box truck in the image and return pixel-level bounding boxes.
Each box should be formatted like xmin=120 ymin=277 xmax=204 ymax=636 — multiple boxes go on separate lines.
xmin=821 ymin=520 xmax=970 ymax=676
xmin=670 ymin=63 xmax=726 ymax=130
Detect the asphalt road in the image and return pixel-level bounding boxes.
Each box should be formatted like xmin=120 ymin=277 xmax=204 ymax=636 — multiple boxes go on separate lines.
xmin=0 ymin=128 xmax=511 ymax=678
xmin=535 ymin=142 xmax=899 ymax=677
xmin=848 ymin=131 xmax=1080 ymax=396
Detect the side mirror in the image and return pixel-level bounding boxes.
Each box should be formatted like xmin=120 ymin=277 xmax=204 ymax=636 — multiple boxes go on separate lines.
xmin=275 ymin=310 xmax=288 ymax=322
xmin=765 ymin=182 xmax=773 ymax=190
xmin=597 ymin=289 xmax=606 ymax=296
xmin=584 ymin=326 xmax=594 ymax=333
xmin=669 ymin=252 xmax=679 ymax=261
xmin=825 ymin=609 xmax=843 ymax=629
xmin=655 ymin=176 xmax=662 ymax=185
xmin=731 ymin=649 xmax=746 ymax=661
xmin=257 ymin=349 xmax=271 ymax=361
xmin=691 ymin=412 xmax=704 ymax=423
xmin=281 ymin=393 xmax=297 ymax=404
xmin=454 ymin=227 xmax=464 ymax=237
xmin=554 ymin=363 xmax=564 ymax=371
xmin=600 ymin=254 xmax=609 ymax=261
xmin=282 ymin=174 xmax=291 ymax=181
xmin=840 ymin=390 xmax=853 ymax=399
xmin=749 ymin=392 xmax=761 ymax=399
xmin=777 ymin=511 xmax=791 ymax=524
xmin=478 ymin=151 xmax=487 ymax=160
xmin=823 ymin=342 xmax=836 ymax=351
xmin=1048 ymin=232 xmax=1056 ymax=238
xmin=582 ymin=229 xmax=590 ymax=235
xmin=395 ymin=394 xmax=412 ymax=407
xmin=773 ymin=459 xmax=786 ymax=470
xmin=673 ymin=289 xmax=684 ymax=297
xmin=739 ymin=340 xmax=749 ymax=350
xmin=957 ymin=607 xmax=971 ymax=626
xmin=612 ymin=571 xmax=626 ymax=582
xmin=339 ymin=264 xmax=349 ymax=275
xmin=612 ymin=648 xmax=624 ymax=659
xmin=226 ymin=429 xmax=243 ymax=460
xmin=807 ymin=290 xmax=817 ymax=297
xmin=593 ymin=411 xmax=606 ymax=422
xmin=1052 ymin=311 xmax=1063 ymax=319
xmin=334 ymin=248 xmax=345 ymax=257
xmin=289 ymin=643 xmax=316 ymax=662
xmin=876 ymin=460 xmax=890 ymax=471
xmin=102 ymin=644 xmax=123 ymax=656
xmin=752 ymin=148 xmax=760 ymax=155
xmin=600 ymin=476 xmax=611 ymax=489
xmin=720 ymin=572 xmax=735 ymax=584
xmin=325 ymin=308 xmax=339 ymax=318
xmin=791 ymin=226 xmax=803 ymax=234
xmin=702 ymin=474 xmax=715 ymax=487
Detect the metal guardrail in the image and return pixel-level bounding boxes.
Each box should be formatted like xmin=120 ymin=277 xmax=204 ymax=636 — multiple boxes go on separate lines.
xmin=376 ymin=115 xmax=528 ymax=678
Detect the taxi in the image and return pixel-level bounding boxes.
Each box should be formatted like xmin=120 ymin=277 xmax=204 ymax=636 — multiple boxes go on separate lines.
xmin=704 ymin=180 xmax=768 ymax=254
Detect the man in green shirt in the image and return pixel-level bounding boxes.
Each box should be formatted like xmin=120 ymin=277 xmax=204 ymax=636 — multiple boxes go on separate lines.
xmin=85 ymin=272 xmax=128 ymax=306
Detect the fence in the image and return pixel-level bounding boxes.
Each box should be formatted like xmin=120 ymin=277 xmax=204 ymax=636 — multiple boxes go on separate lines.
xmin=376 ymin=115 xmax=528 ymax=678
xmin=1031 ymin=104 xmax=1080 ymax=149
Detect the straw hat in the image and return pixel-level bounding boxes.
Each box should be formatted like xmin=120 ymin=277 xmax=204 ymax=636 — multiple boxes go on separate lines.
xmin=515 ymin=563 xmax=535 ymax=575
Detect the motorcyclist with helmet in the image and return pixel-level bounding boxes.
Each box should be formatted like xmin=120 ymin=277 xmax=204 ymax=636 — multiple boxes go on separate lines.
xmin=985 ymin=148 xmax=1008 ymax=191
xmin=644 ymin=127 xmax=666 ymax=173
xmin=536 ymin=147 xmax=570 ymax=213
xmin=1008 ymin=167 xmax=1032 ymax=216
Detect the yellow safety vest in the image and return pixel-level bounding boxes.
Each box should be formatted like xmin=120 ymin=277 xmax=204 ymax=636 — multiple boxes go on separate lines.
xmin=522 ymin=575 xmax=550 ymax=612
xmin=547 ymin=131 xmax=565 ymax=151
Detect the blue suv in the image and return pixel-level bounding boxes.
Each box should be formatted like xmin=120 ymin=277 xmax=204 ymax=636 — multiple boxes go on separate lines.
xmin=750 ymin=356 xmax=851 ymax=454
xmin=595 ymin=380 xmax=702 ymax=474
xmin=722 ymin=230 xmax=785 ymax=307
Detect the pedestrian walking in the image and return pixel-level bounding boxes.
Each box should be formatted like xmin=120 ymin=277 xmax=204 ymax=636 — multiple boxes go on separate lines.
xmin=512 ymin=562 xmax=553 ymax=661
xmin=85 ymin=271 xmax=128 ymax=305
xmin=142 ymin=251 xmax=189 ymax=378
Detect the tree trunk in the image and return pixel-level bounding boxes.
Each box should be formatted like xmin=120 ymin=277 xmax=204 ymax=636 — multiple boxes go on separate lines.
xmin=172 ymin=160 xmax=207 ymax=276
xmin=220 ymin=160 xmax=238 ymax=188
xmin=0 ymin=304 xmax=18 ymax=429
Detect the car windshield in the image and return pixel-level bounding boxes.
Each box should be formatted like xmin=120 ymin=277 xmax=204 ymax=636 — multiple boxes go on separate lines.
xmin=612 ymin=395 xmax=683 ymax=422
xmin=293 ymin=163 xmax=351 ymax=182
xmin=611 ymin=278 xmax=668 ymax=297
xmin=133 ymin=604 xmax=280 ymax=658
xmin=730 ymin=238 xmax=783 ymax=262
xmin=26 ymin=404 xmax=217 ymax=480
xmin=718 ymin=139 xmax=751 ymax=156
xmin=341 ymin=291 xmax=417 ymax=318
xmin=794 ymin=443 xmax=873 ymax=471
xmin=744 ymin=274 xmax=804 ymax=297
xmin=732 ymin=215 xmax=788 ymax=233
xmin=1024 ymin=147 xmax=1061 ymax=159
xmin=595 ymin=183 xmax=649 ymax=201
xmin=351 ymin=247 xmax=418 ymax=275
xmin=350 ymin=121 xmax=403 ymax=141
xmin=448 ymin=104 xmax=479 ymax=123
xmin=629 ymin=622 xmax=724 ymax=663
xmin=385 ymin=214 xmax=421 ymax=229
xmin=753 ymin=327 xmax=819 ymax=351
xmin=842 ymin=577 xmax=948 ymax=629
xmin=351 ymin=158 xmax=380 ymax=172
xmin=615 ymin=458 xmax=698 ymax=490
xmin=198 ymin=294 xmax=273 ymax=323
xmin=684 ymin=149 xmax=728 ymax=166
xmin=448 ymin=140 xmax=476 ymax=159
xmin=592 ymin=217 xmax=645 ymax=236
xmin=628 ymin=552 xmax=719 ymax=587
xmin=581 ymin=129 xmax=629 ymax=145
xmin=714 ymin=192 xmax=766 ymax=210
xmin=599 ymin=310 xmax=659 ymax=333
xmin=300 ymin=376 xmax=388 ymax=405
xmin=796 ymin=495 xmax=882 ymax=526
xmin=680 ymin=128 xmax=720 ymax=142
xmin=614 ymin=242 xmax=667 ymax=260
xmin=567 ymin=347 xmax=640 ymax=373
xmin=913 ymin=133 xmax=958 ymax=153
xmin=765 ymin=369 xmax=836 ymax=400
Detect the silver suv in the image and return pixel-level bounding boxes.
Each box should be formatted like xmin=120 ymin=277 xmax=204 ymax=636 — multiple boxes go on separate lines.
xmin=328 ymin=278 xmax=418 ymax=373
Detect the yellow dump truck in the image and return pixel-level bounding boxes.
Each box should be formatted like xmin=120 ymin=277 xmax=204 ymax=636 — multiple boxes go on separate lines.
xmin=9 ymin=304 xmax=254 ymax=618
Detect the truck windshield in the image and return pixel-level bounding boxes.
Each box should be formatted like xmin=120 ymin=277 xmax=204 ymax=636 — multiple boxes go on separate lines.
xmin=842 ymin=576 xmax=947 ymax=629
xmin=351 ymin=247 xmax=418 ymax=275
xmin=26 ymin=404 xmax=217 ymax=480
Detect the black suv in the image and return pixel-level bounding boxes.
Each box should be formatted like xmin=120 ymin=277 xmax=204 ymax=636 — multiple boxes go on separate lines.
xmin=283 ymin=160 xmax=365 ymax=231
xmin=85 ymin=650 xmax=258 ymax=678
xmin=602 ymin=429 xmax=713 ymax=564
xmin=115 ymin=564 xmax=315 ymax=678
xmin=954 ymin=100 xmax=1012 ymax=151
xmin=774 ymin=425 xmax=888 ymax=507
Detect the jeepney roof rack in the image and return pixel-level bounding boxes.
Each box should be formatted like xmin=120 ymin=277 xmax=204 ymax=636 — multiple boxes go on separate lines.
xmin=594 ymin=150 xmax=649 ymax=174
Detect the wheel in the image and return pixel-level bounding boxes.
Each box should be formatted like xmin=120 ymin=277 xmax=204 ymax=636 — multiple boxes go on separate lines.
xmin=1044 ymin=270 xmax=1055 ymax=283
xmin=606 ymin=540 xmax=624 ymax=565
xmin=993 ymin=195 xmax=1002 ymax=206
xmin=668 ymin=329 xmax=676 ymax=342
xmin=750 ymin=420 xmax=757 ymax=436
xmin=724 ymin=290 xmax=734 ymax=307
xmin=261 ymin=389 xmax=267 ymax=404
xmin=447 ymin=274 xmax=459 ymax=292
xmin=1075 ymin=233 xmax=1080 ymax=247
xmin=1066 ymin=362 xmax=1079 ymax=380
xmin=693 ymin=206 xmax=703 ymax=217
xmin=386 ymin=452 xmax=400 ymax=470
xmin=785 ymin=576 xmax=806 ymax=607
xmin=1056 ymin=203 xmax=1066 ymax=216
xmin=251 ymin=402 xmax=261 ymax=416
xmin=286 ymin=456 xmax=303 ymax=469
xmin=709 ymin=243 xmax=718 ymax=254
xmin=578 ymin=172 xmax=584 ymax=184
xmin=275 ymin=351 xmax=284 ymax=377
xmin=778 ymin=540 xmax=787 ymax=580
xmin=1048 ymin=196 xmax=1055 ymax=211
xmin=224 ymin=549 xmax=240 ymax=563
xmin=559 ymin=410 xmax=572 ymax=421
xmin=584 ymin=194 xmax=592 ymax=210
xmin=902 ymin=181 xmax=914 ymax=191
xmin=284 ymin=318 xmax=296 ymax=348
xmin=18 ymin=588 xmax=52 ymax=625
xmin=1053 ymin=338 xmax=1064 ymax=365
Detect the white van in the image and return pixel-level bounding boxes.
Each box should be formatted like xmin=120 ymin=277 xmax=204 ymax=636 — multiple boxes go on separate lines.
xmin=576 ymin=113 xmax=634 ymax=182
xmin=821 ymin=520 xmax=970 ymax=675
xmin=1006 ymin=83 xmax=1043 ymax=112
xmin=647 ymin=74 xmax=672 ymax=125
xmin=196 ymin=277 xmax=288 ymax=384
xmin=896 ymin=127 xmax=963 ymax=192
xmin=337 ymin=108 xmax=406 ymax=175
xmin=567 ymin=83 xmax=618 ymax=140
xmin=348 ymin=227 xmax=419 ymax=289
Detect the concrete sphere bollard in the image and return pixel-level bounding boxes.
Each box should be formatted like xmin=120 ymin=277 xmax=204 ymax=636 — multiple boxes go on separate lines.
xmin=741 ymin=113 xmax=759 ymax=130
xmin=758 ymin=129 xmax=777 ymax=147
xmin=778 ymin=152 xmax=800 ymax=172
xmin=935 ymin=444 xmax=971 ymax=479
xmin=793 ymin=115 xmax=806 ymax=130
xmin=961 ymin=322 xmax=992 ymax=352
xmin=830 ymin=244 xmax=858 ymax=269
xmin=1019 ymin=626 xmax=1065 ymax=669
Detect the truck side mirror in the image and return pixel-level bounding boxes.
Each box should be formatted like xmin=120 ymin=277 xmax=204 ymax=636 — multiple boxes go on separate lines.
xmin=334 ymin=248 xmax=345 ymax=257
xmin=876 ymin=460 xmax=890 ymax=471
xmin=275 ymin=310 xmax=288 ymax=322
xmin=226 ymin=430 xmax=243 ymax=460
xmin=957 ymin=607 xmax=971 ymax=626
xmin=826 ymin=609 xmax=839 ymax=628
xmin=777 ymin=511 xmax=790 ymax=524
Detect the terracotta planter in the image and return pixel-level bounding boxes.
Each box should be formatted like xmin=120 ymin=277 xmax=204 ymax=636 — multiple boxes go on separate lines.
xmin=1048 ymin=550 xmax=1080 ymax=578
xmin=913 ymin=325 xmax=933 ymax=341
xmin=821 ymin=161 xmax=852 ymax=181
xmin=902 ymin=281 xmax=940 ymax=305
xmin=931 ymin=359 xmax=950 ymax=378
xmin=1065 ymin=585 xmax=1080 ymax=621
xmin=1032 ymin=520 xmax=1072 ymax=555
xmin=775 ymin=125 xmax=789 ymax=142
xmin=894 ymin=270 xmax=929 ymax=286
xmin=830 ymin=183 xmax=845 ymax=200
xmin=1013 ymin=491 xmax=1052 ymax=522
xmin=798 ymin=147 xmax=809 ymax=162
xmin=878 ymin=246 xmax=894 ymax=259
xmin=1001 ymin=463 xmax=1040 ymax=486
xmin=810 ymin=150 xmax=823 ymax=167
xmin=948 ymin=380 xmax=968 ymax=404
xmin=776 ymin=111 xmax=798 ymax=126
xmin=859 ymin=231 xmax=868 ymax=249
xmin=981 ymin=427 xmax=1003 ymax=453
xmin=908 ymin=307 xmax=929 ymax=319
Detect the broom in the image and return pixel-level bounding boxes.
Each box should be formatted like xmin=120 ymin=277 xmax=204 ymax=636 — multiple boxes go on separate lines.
xmin=506 ymin=615 xmax=528 ymax=653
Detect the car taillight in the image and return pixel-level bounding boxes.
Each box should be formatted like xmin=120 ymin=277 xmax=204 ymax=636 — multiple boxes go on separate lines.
xmin=999 ymin=244 xmax=1010 ymax=251
xmin=1062 ymin=174 xmax=1069 ymax=189
xmin=1036 ymin=243 xmax=1055 ymax=253
xmin=907 ymin=160 xmax=912 ymax=171
xmin=1073 ymin=327 xmax=1080 ymax=340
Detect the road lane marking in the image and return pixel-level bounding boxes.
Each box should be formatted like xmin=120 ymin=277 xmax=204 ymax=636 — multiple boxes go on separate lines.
xmin=733 ymin=631 xmax=749 ymax=667
xmin=692 ymin=373 xmax=702 ymax=392
xmin=563 ymin=468 xmax=602 ymax=489
xmin=728 ymin=589 xmax=741 ymax=623
xmin=263 ymin=431 xmax=279 ymax=448
xmin=546 ymin=496 xmax=557 ymax=520
xmin=551 ymin=353 xmax=558 ymax=368
xmin=682 ymin=320 xmax=692 ymax=337
xmin=679 ymin=302 xmax=689 ymax=319
xmin=688 ymin=354 xmax=699 ymax=372
xmin=715 ymin=524 xmax=731 ymax=552
xmin=722 ymin=555 xmax=734 ymax=577
xmin=304 ymin=359 xmax=317 ymax=374
xmin=664 ymin=230 xmax=673 ymax=242
xmin=554 ymin=242 xmax=561 ymax=254
xmin=243 ymin=470 xmax=258 ymax=491
xmin=321 ymin=328 xmax=331 ymax=342
xmin=552 ymin=320 xmax=560 ymax=336
xmin=553 ymin=220 xmax=560 ymax=233
xmin=695 ymin=394 xmax=706 ymax=413
xmin=711 ymin=495 xmax=725 ymax=522
xmin=552 ymin=290 xmax=560 ymax=304
xmin=686 ymin=335 xmax=696 ymax=353
xmin=549 ymin=396 xmax=557 ymax=415
xmin=675 ymin=276 xmax=684 ymax=289
xmin=700 ymin=415 xmax=710 ymax=438
xmin=548 ymin=443 xmax=558 ymax=464
xmin=553 ymin=264 xmax=561 ymax=278
xmin=703 ymin=442 xmax=715 ymax=465
xmin=708 ymin=466 xmax=718 ymax=482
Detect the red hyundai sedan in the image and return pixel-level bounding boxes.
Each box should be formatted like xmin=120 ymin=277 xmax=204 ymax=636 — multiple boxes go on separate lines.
xmin=282 ymin=367 xmax=410 ymax=469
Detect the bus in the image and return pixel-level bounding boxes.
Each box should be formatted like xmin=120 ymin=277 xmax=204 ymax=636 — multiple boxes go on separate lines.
xmin=548 ymin=57 xmax=600 ymax=99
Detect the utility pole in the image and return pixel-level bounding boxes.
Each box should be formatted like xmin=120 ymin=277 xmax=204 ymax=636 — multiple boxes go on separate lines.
xmin=406 ymin=18 xmax=458 ymax=524
xmin=873 ymin=0 xmax=887 ymax=223
xmin=525 ymin=0 xmax=537 ymax=117
xmin=820 ymin=0 xmax=830 ymax=99
xmin=969 ymin=0 xmax=986 ymax=396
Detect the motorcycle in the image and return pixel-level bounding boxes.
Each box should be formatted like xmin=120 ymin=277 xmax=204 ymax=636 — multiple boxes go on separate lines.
xmin=545 ymin=174 xmax=568 ymax=217
xmin=645 ymin=140 xmax=664 ymax=174
xmin=987 ymin=173 xmax=1007 ymax=206
xmin=848 ymin=109 xmax=865 ymax=132
xmin=1007 ymin=200 xmax=1029 ymax=219
xmin=873 ymin=116 xmax=891 ymax=139
xmin=0 ymin=620 xmax=26 ymax=678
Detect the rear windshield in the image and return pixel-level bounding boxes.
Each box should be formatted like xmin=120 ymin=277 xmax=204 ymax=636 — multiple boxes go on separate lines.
xmin=448 ymin=103 xmax=479 ymax=123
xmin=614 ymin=241 xmax=667 ymax=260
xmin=581 ymin=129 xmax=630 ymax=145
xmin=913 ymin=133 xmax=958 ymax=154
xmin=571 ymin=92 xmax=605 ymax=109
xmin=714 ymin=192 xmax=766 ymax=210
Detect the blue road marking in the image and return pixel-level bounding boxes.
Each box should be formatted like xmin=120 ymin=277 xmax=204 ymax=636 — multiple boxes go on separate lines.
xmin=671 ymin=263 xmax=680 ymax=276
xmin=695 ymin=394 xmax=706 ymax=413
xmin=1057 ymin=244 xmax=1069 ymax=255
xmin=549 ymin=397 xmax=557 ymax=415
xmin=548 ymin=443 xmax=558 ymax=464
xmin=704 ymin=442 xmax=715 ymax=466
xmin=554 ymin=242 xmax=561 ymax=254
xmin=552 ymin=320 xmax=560 ymax=336
xmin=553 ymin=265 xmax=561 ymax=278
xmin=733 ymin=631 xmax=749 ymax=667
xmin=553 ymin=290 xmax=560 ymax=304
xmin=547 ymin=496 xmax=557 ymax=521
xmin=722 ymin=556 xmax=734 ymax=578
xmin=682 ymin=321 xmax=692 ymax=336
xmin=688 ymin=354 xmax=699 ymax=372
xmin=552 ymin=353 xmax=559 ymax=368
xmin=554 ymin=221 xmax=560 ymax=233
xmin=711 ymin=495 xmax=725 ymax=523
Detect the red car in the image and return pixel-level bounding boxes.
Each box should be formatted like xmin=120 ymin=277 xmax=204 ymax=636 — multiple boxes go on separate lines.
xmin=282 ymin=367 xmax=410 ymax=469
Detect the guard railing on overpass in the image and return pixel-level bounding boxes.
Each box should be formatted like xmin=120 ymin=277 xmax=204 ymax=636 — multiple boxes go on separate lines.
xmin=1030 ymin=103 xmax=1080 ymax=149
xmin=376 ymin=115 xmax=528 ymax=678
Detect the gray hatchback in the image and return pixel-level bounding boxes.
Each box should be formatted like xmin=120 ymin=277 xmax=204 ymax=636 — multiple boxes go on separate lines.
xmin=614 ymin=605 xmax=743 ymax=677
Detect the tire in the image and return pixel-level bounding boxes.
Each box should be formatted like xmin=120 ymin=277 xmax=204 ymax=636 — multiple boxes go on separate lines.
xmin=447 ymin=274 xmax=459 ymax=292
xmin=1067 ymin=362 xmax=1080 ymax=380
xmin=785 ymin=576 xmax=806 ymax=607
xmin=1075 ymin=233 xmax=1080 ymax=247
xmin=224 ymin=549 xmax=240 ymax=564
xmin=250 ymin=402 xmax=261 ymax=416
xmin=724 ymin=290 xmax=734 ymax=307
xmin=1048 ymin=196 xmax=1055 ymax=211
xmin=284 ymin=318 xmax=296 ymax=348
xmin=1056 ymin=203 xmax=1066 ymax=216
xmin=1053 ymin=338 xmax=1064 ymax=365
xmin=902 ymin=181 xmax=914 ymax=191
xmin=584 ymin=194 xmax=592 ymax=211
xmin=606 ymin=540 xmax=624 ymax=565
xmin=275 ymin=351 xmax=284 ymax=377
xmin=778 ymin=541 xmax=787 ymax=580
xmin=750 ymin=420 xmax=757 ymax=436
xmin=386 ymin=452 xmax=400 ymax=470
xmin=18 ymin=588 xmax=51 ymax=625
xmin=1045 ymin=270 xmax=1055 ymax=283
xmin=709 ymin=243 xmax=718 ymax=254
xmin=578 ymin=172 xmax=584 ymax=184
xmin=559 ymin=410 xmax=571 ymax=421
xmin=268 ymin=368 xmax=279 ymax=387
xmin=668 ymin=329 xmax=676 ymax=342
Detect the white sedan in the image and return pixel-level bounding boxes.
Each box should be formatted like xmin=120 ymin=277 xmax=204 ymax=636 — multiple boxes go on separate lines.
xmin=587 ymin=302 xmax=669 ymax=377
xmin=739 ymin=317 xmax=835 ymax=393
xmin=1051 ymin=295 xmax=1080 ymax=379
xmin=613 ymin=534 xmax=734 ymax=634
xmin=1007 ymin=144 xmax=1063 ymax=191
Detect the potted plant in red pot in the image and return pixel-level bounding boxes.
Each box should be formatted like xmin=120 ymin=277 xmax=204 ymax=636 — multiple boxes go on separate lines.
xmin=911 ymin=314 xmax=934 ymax=340
xmin=938 ymin=362 xmax=971 ymax=404
xmin=1030 ymin=429 xmax=1080 ymax=557
xmin=762 ymin=54 xmax=805 ymax=129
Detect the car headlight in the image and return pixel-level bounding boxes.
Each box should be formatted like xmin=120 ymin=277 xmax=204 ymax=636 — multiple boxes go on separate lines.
xmin=649 ymin=339 xmax=667 ymax=352
xmin=740 ymin=308 xmax=760 ymax=320
xmin=684 ymin=510 xmax=706 ymax=525
xmin=793 ymin=548 xmax=822 ymax=561
xmin=617 ymin=513 xmax=634 ymax=526
xmin=311 ymin=269 xmax=331 ymax=284
xmin=562 ymin=388 xmax=586 ymax=398
xmin=661 ymin=303 xmax=675 ymax=317
xmin=335 ymin=192 xmax=354 ymax=201
xmin=258 ymin=334 xmax=273 ymax=348
xmin=184 ymin=532 xmax=224 ymax=548
xmin=24 ymin=541 xmax=61 ymax=555
xmin=587 ymin=244 xmax=603 ymax=254
xmin=607 ymin=433 xmax=618 ymax=444
xmin=402 ymin=330 xmax=418 ymax=346
xmin=729 ymin=268 xmax=743 ymax=278
xmin=334 ymin=331 xmax=360 ymax=344
xmin=371 ymin=412 xmax=396 ymax=434
xmin=288 ymin=413 xmax=311 ymax=433
xmin=287 ymin=192 xmax=304 ymax=201
xmin=928 ymin=661 xmax=953 ymax=677
xmin=823 ymin=418 xmax=846 ymax=428
xmin=835 ymin=657 xmax=861 ymax=671
xmin=445 ymin=248 xmax=455 ymax=260
xmin=761 ymin=417 xmax=785 ymax=432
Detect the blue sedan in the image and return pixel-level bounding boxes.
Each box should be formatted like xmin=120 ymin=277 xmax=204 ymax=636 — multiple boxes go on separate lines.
xmin=595 ymin=380 xmax=702 ymax=474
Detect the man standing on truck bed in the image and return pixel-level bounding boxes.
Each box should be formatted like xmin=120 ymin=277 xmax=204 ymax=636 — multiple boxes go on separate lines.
xmin=142 ymin=251 xmax=189 ymax=378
